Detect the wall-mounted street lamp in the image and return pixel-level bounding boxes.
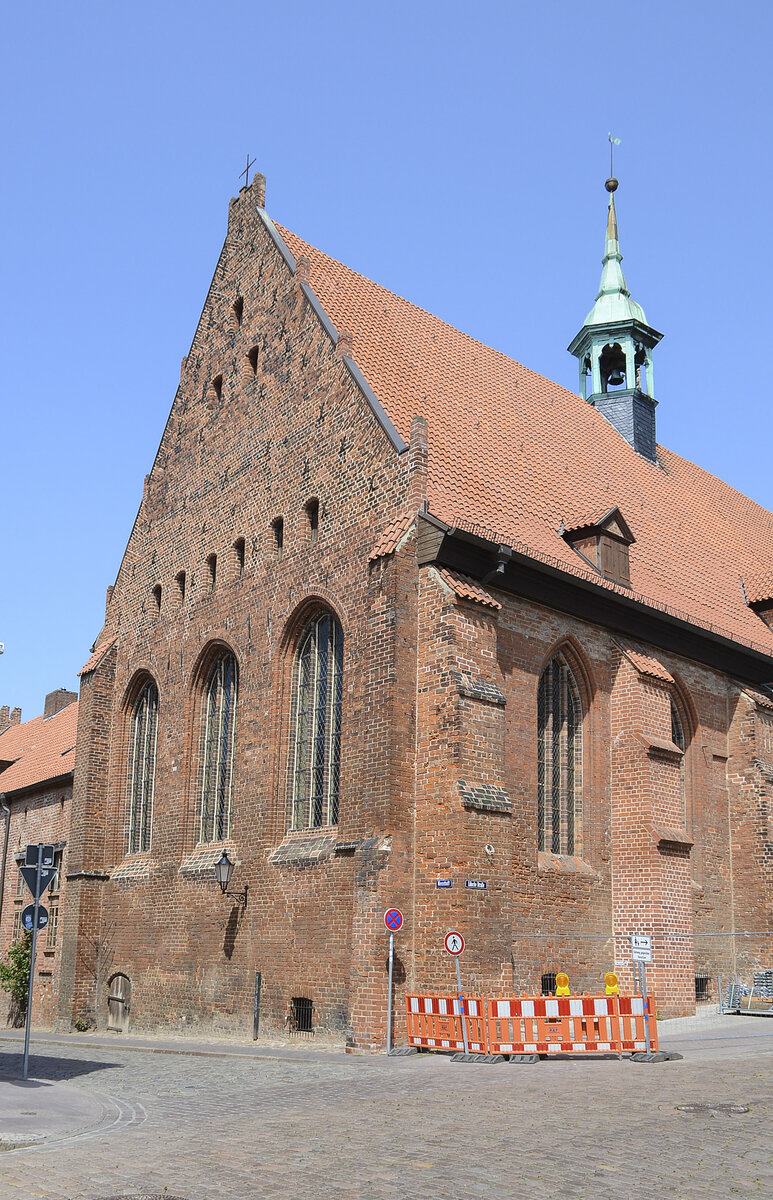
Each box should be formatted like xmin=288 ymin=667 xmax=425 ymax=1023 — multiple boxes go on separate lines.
xmin=213 ymin=850 xmax=248 ymax=908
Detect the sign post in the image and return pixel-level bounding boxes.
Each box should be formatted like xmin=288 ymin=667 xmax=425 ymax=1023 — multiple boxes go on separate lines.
xmin=20 ymin=844 xmax=57 ymax=1081
xmin=444 ymin=930 xmax=467 ymax=1055
xmin=384 ymin=908 xmax=404 ymax=1055
xmin=631 ymin=934 xmax=653 ymax=1055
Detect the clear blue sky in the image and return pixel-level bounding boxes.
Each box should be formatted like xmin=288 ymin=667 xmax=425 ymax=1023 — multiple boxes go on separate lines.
xmin=2 ymin=0 xmax=771 ymax=719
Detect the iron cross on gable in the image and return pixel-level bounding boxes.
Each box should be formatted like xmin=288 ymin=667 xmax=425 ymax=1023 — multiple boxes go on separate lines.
xmin=240 ymin=154 xmax=257 ymax=188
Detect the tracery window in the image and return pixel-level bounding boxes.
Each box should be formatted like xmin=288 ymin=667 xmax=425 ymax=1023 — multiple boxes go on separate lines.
xmin=671 ymin=696 xmax=687 ymax=813
xmin=200 ymin=653 xmax=238 ymax=842
xmin=291 ymin=612 xmax=343 ymax=829
xmin=537 ymin=654 xmax=582 ymax=855
xmin=127 ymin=680 xmax=159 ymax=853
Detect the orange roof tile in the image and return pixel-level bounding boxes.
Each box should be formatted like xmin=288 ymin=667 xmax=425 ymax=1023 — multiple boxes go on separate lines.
xmin=0 ymin=702 xmax=78 ymax=795
xmin=277 ymin=224 xmax=773 ymax=661
xmin=614 ymin=639 xmax=674 ymax=683
xmin=436 ymin=569 xmax=502 ymax=610
xmin=78 ymin=637 xmax=116 ymax=677
xmin=744 ymin=571 xmax=773 ymax=606
xmin=368 ymin=510 xmax=415 ymax=561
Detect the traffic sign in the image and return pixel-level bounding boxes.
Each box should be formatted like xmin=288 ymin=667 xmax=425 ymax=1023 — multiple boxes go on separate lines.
xmin=19 ymin=866 xmax=58 ymax=900
xmin=25 ymin=843 xmax=55 ymax=868
xmin=631 ymin=934 xmax=653 ymax=963
xmin=444 ymin=930 xmax=464 ymax=955
xmin=384 ymin=908 xmax=403 ymax=931
xmin=21 ymin=905 xmax=49 ymax=934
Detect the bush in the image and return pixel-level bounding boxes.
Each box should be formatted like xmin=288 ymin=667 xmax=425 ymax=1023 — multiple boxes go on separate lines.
xmin=0 ymin=933 xmax=32 ymax=1024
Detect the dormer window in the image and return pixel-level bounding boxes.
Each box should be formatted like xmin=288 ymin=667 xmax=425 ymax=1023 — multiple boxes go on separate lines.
xmin=751 ymin=598 xmax=773 ymax=630
xmin=563 ymin=507 xmax=634 ymax=588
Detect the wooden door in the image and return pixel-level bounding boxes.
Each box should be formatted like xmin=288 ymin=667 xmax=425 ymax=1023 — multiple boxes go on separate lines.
xmin=107 ymin=973 xmax=131 ymax=1031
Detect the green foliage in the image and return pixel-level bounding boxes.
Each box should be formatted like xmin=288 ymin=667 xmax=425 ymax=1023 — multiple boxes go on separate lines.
xmin=0 ymin=932 xmax=32 ymax=1011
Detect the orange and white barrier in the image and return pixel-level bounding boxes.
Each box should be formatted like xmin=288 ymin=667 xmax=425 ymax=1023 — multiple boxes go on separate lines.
xmin=404 ymin=992 xmax=657 ymax=1056
xmin=405 ymin=993 xmax=487 ymax=1052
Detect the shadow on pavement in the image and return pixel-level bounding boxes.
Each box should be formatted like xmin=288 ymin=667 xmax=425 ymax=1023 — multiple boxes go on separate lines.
xmin=0 ymin=1052 xmax=122 ymax=1082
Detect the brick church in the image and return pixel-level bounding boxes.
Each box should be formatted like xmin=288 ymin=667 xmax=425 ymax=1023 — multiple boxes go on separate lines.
xmin=57 ymin=169 xmax=773 ymax=1044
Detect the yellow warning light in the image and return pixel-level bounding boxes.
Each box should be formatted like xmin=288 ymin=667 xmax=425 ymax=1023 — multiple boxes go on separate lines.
xmin=555 ymin=971 xmax=570 ymax=996
xmin=605 ymin=971 xmax=620 ymax=995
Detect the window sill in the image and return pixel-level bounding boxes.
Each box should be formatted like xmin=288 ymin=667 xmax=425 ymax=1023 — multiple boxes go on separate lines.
xmin=111 ymin=853 xmax=159 ymax=882
xmin=538 ymin=851 xmax=598 ymax=879
xmin=179 ymin=840 xmax=238 ymax=877
xmin=269 ymin=829 xmax=338 ymax=867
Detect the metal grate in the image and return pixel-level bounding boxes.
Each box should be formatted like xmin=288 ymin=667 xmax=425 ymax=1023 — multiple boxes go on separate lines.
xmin=694 ymin=975 xmax=711 ymax=1002
xmin=541 ymin=972 xmax=557 ymax=996
xmin=291 ymin=996 xmax=314 ymax=1034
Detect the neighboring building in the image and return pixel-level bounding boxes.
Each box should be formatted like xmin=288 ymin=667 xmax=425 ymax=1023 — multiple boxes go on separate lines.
xmin=0 ymin=690 xmax=77 ymax=1024
xmin=58 ymin=171 xmax=773 ymax=1045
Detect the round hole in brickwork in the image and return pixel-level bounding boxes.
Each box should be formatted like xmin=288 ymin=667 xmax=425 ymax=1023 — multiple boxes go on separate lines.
xmin=676 ymin=1102 xmax=750 ymax=1115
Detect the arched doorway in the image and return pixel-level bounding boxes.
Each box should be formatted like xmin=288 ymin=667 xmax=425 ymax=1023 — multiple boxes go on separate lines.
xmin=107 ymin=973 xmax=131 ymax=1032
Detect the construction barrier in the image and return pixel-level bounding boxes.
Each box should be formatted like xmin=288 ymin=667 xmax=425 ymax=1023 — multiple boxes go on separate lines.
xmin=405 ymin=994 xmax=488 ymax=1052
xmin=405 ymin=993 xmax=657 ymax=1056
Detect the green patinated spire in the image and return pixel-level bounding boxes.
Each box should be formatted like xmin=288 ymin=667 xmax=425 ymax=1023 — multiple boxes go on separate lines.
xmin=583 ymin=181 xmax=647 ymax=327
xmin=567 ymin=163 xmax=663 ymax=462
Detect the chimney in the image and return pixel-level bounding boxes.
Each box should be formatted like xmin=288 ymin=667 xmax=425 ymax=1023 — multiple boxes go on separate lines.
xmin=44 ymin=689 xmax=77 ymax=719
xmin=0 ymin=706 xmax=21 ymax=733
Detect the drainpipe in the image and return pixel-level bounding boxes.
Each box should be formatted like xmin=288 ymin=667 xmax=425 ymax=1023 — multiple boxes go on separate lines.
xmin=0 ymin=794 xmax=9 ymax=927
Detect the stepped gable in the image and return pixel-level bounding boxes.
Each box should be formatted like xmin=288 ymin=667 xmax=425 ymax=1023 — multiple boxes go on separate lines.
xmin=0 ymin=701 xmax=78 ymax=794
xmin=276 ymin=222 xmax=773 ymax=656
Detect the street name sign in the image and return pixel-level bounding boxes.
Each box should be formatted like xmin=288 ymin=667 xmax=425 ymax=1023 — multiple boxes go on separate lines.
xmin=436 ymin=878 xmax=452 ymax=888
xmin=464 ymin=879 xmax=487 ymax=890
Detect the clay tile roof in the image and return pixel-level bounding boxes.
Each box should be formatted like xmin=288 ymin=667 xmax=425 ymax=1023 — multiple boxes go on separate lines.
xmin=615 ymin=639 xmax=674 ymax=683
xmin=368 ymin=510 xmax=415 ymax=561
xmin=78 ymin=636 xmax=116 ymax=677
xmin=276 ymin=223 xmax=773 ymax=661
xmin=743 ymin=686 xmax=773 ymax=711
xmin=436 ymin=568 xmax=502 ymax=610
xmin=0 ymin=701 xmax=78 ymax=795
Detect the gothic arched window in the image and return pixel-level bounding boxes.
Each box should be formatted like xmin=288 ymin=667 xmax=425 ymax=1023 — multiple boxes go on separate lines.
xmin=127 ymin=680 xmax=159 ymax=854
xmin=291 ymin=612 xmax=343 ymax=829
xmin=200 ymin=653 xmax=238 ymax=842
xmin=537 ymin=654 xmax=583 ymax=855
xmin=671 ymin=696 xmax=687 ymax=814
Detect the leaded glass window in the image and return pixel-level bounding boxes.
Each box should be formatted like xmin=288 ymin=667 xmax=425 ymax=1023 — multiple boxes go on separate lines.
xmin=127 ymin=680 xmax=159 ymax=853
xmin=200 ymin=653 xmax=238 ymax=842
xmin=537 ymin=655 xmax=582 ymax=855
xmin=291 ymin=613 xmax=343 ymax=829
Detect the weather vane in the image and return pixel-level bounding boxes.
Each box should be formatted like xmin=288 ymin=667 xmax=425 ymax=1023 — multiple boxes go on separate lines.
xmin=607 ymin=133 xmax=621 ymax=192
xmin=239 ymin=153 xmax=257 ymax=188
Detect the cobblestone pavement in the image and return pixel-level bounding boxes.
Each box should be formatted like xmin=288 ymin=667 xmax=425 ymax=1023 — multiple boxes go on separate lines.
xmin=0 ymin=1023 xmax=771 ymax=1200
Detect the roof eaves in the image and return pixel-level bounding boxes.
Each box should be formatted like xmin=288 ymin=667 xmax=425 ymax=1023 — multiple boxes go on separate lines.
xmin=1 ymin=769 xmax=74 ymax=801
xmin=427 ymin=513 xmax=773 ymax=679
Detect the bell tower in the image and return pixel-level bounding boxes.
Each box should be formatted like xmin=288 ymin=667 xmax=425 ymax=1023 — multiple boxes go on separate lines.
xmin=568 ymin=170 xmax=663 ymax=461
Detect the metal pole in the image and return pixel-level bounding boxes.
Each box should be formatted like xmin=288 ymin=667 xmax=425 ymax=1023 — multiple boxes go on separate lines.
xmin=22 ymin=850 xmax=41 ymax=1081
xmin=386 ymin=932 xmax=394 ymax=1055
xmin=253 ymin=972 xmax=262 ymax=1041
xmin=455 ymin=956 xmax=469 ymax=1055
xmin=641 ymin=960 xmax=651 ymax=1055
xmin=718 ymin=973 xmax=724 ymax=1015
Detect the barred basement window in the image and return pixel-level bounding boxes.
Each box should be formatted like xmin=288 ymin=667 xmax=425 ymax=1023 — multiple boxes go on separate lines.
xmin=291 ymin=996 xmax=314 ymax=1033
xmin=200 ymin=653 xmax=238 ymax=842
xmin=541 ymin=972 xmax=557 ymax=996
xmin=695 ymin=975 xmax=711 ymax=1002
xmin=537 ymin=654 xmax=582 ymax=855
xmin=291 ymin=613 xmax=343 ymax=829
xmin=127 ymin=680 xmax=159 ymax=853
